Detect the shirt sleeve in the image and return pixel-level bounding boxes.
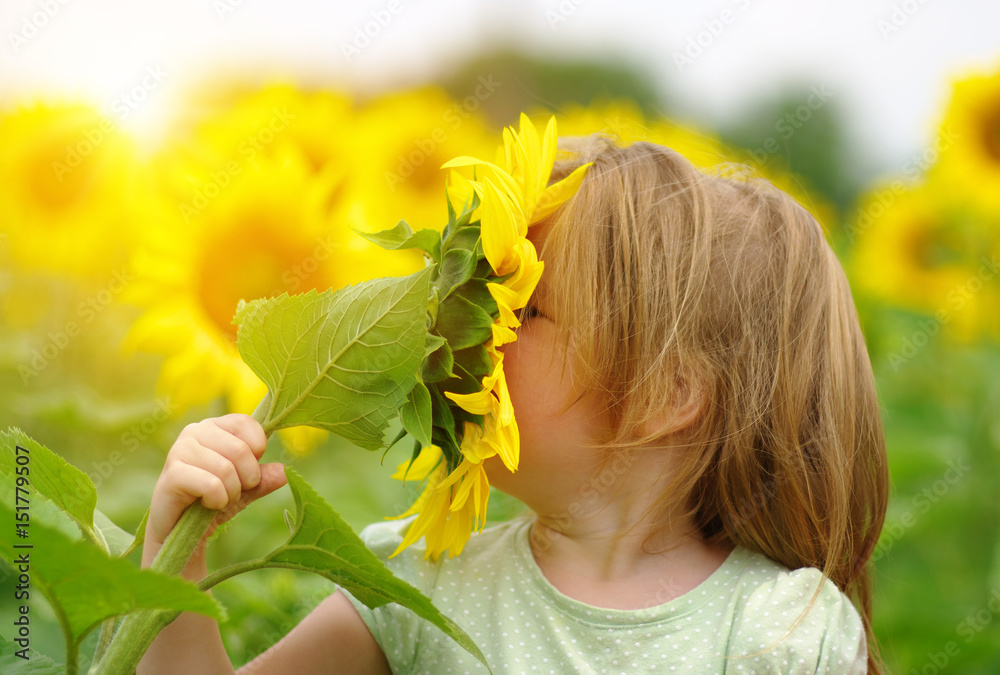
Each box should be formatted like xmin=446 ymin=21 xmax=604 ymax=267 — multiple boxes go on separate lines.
xmin=725 ymin=566 xmax=867 ymax=675
xmin=335 ymin=517 xmax=436 ymax=674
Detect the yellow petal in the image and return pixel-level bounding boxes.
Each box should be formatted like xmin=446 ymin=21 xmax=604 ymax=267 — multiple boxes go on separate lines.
xmin=472 ymin=464 xmax=490 ymax=528
xmin=445 ymin=388 xmax=494 ymax=415
xmin=538 ymin=116 xmax=559 ymax=199
xmin=479 ymin=178 xmax=523 ymax=275
xmin=423 ymin=487 xmax=458 ymax=558
xmin=481 ymin=353 xmax=505 ymax=391
xmin=517 ymin=113 xmax=543 ymax=212
xmin=388 ymin=463 xmax=445 ymax=522
xmin=488 ymin=282 xmax=522 ymax=327
xmin=391 ymin=444 xmax=443 ymax=481
xmin=531 ymin=161 xmax=592 ymax=223
xmin=459 ymin=421 xmax=495 ymax=464
xmin=493 ymin=369 xmax=515 ymax=426
xmin=446 ymin=169 xmax=477 ymax=214
xmin=496 ymin=240 xmax=544 ymax=308
xmin=485 ymin=411 xmax=519 ymax=473
xmin=437 ymin=459 xmax=469 ymax=492
xmin=441 ymin=501 xmax=474 ymax=558
xmin=491 ymin=321 xmax=518 ymax=347
xmin=449 ymin=460 xmax=489 ymax=515
xmin=441 ymin=155 xmax=521 ymax=198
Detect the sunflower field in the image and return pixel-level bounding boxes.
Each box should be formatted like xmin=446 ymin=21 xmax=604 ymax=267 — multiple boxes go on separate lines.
xmin=2 ymin=62 xmax=1000 ymax=672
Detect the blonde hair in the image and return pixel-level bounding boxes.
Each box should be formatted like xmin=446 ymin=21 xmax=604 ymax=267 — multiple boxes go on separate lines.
xmin=539 ymin=135 xmax=888 ymax=673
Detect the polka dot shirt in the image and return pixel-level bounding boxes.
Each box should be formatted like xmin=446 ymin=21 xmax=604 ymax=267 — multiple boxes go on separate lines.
xmin=338 ymin=516 xmax=867 ymax=674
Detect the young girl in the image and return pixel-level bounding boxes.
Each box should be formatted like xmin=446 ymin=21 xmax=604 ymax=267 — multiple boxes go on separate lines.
xmin=139 ymin=135 xmax=888 ymax=674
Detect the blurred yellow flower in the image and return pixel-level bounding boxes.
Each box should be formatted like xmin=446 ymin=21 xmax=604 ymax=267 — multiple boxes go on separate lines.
xmin=125 ymin=142 xmax=421 ymax=452
xmin=850 ymin=181 xmax=999 ymax=341
xmin=933 ymin=64 xmax=1000 ymax=214
xmin=156 ymin=83 xmax=355 ymax=191
xmin=348 ymin=87 xmax=497 ymax=232
xmin=0 ymin=102 xmax=143 ymax=279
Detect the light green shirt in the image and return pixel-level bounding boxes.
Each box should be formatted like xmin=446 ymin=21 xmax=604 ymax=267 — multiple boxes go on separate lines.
xmin=339 ymin=516 xmax=867 ymax=674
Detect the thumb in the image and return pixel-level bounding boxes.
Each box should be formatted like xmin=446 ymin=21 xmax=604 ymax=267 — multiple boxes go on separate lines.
xmin=214 ymin=463 xmax=288 ymax=527
xmin=245 ymin=462 xmax=288 ymax=504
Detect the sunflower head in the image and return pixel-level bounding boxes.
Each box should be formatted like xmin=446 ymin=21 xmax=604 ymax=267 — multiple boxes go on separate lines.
xmin=361 ymin=114 xmax=590 ymax=560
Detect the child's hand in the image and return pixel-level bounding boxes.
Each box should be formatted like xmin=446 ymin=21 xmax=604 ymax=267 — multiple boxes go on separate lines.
xmin=146 ymin=413 xmax=287 ymax=554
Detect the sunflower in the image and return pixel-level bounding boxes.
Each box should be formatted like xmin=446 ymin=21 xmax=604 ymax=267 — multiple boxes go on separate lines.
xmin=0 ymin=101 xmax=143 ymax=279
xmin=388 ymin=114 xmax=589 ymax=560
xmin=933 ymin=65 xmax=1000 ymax=211
xmin=347 ymin=87 xmax=497 ymax=232
xmin=147 ymin=84 xmax=353 ymax=213
xmin=124 ymin=142 xmax=421 ymax=453
xmin=849 ymin=181 xmax=999 ymax=341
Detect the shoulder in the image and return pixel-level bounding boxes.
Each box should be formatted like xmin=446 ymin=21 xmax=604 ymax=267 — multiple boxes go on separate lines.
xmin=725 ymin=548 xmax=867 ymax=674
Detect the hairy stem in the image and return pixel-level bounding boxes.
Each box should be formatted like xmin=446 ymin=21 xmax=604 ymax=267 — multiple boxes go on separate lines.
xmin=88 ymin=503 xmax=217 ymax=674
xmin=89 ymin=405 xmax=273 ymax=674
xmin=199 ymin=557 xmax=270 ymax=592
xmin=91 ymin=618 xmax=116 ymax=667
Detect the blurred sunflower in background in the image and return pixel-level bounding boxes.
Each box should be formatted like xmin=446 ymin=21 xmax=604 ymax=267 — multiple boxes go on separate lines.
xmin=0 ymin=102 xmax=157 ymax=400
xmin=850 ymin=62 xmax=1000 ymax=345
xmin=127 ymin=170 xmax=422 ymax=453
xmin=934 ymin=65 xmax=1000 ymax=214
xmin=347 ymin=87 xmax=497 ymax=231
xmin=123 ymin=88 xmax=427 ymax=454
xmin=0 ymin=102 xmax=142 ymax=281
xmin=851 ymin=182 xmax=999 ymax=341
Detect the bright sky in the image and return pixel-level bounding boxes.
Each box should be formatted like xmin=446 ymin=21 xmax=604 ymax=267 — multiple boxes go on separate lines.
xmin=1 ymin=0 xmax=998 ymax=178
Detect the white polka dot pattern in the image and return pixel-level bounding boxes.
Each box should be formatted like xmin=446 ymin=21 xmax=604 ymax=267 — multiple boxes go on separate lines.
xmin=338 ymin=517 xmax=867 ymax=674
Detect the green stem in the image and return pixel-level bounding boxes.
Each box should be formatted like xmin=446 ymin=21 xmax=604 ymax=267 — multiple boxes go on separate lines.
xmin=90 ymin=405 xmax=274 ymax=674
xmin=65 ymin=639 xmax=79 ymax=675
xmin=89 ymin=503 xmax=217 ymax=675
xmin=198 ymin=557 xmax=270 ymax=592
xmin=91 ymin=618 xmax=116 ymax=667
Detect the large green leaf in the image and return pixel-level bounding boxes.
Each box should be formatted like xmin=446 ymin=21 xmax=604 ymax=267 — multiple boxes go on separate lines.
xmin=0 ymin=428 xmax=97 ymax=542
xmin=0 ymin=493 xmax=224 ymax=646
xmin=235 ymin=269 xmax=433 ymax=450
xmin=0 ymin=429 xmax=139 ymax=560
xmin=216 ymin=468 xmax=491 ymax=672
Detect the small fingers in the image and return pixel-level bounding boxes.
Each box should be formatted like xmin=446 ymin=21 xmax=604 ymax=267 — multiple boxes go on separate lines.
xmin=179 ymin=418 xmax=264 ymax=491
xmin=178 ymin=462 xmax=234 ymax=511
xmin=152 ymin=415 xmax=271 ymax=546
xmin=211 ymin=413 xmax=268 ymax=459
xmin=149 ymin=462 xmax=235 ymax=544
